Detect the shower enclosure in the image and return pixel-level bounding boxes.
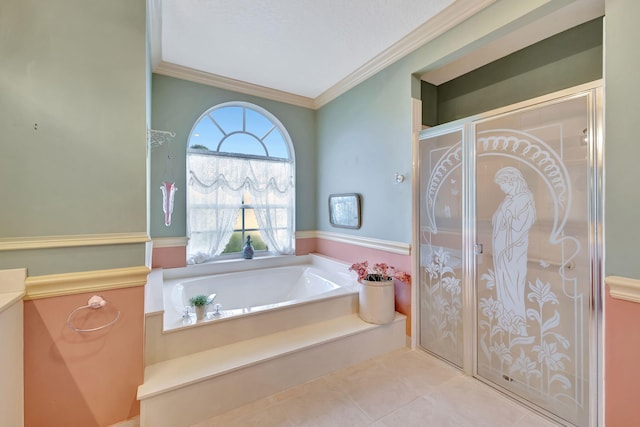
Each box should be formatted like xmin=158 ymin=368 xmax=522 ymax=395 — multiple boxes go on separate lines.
xmin=416 ymin=82 xmax=602 ymax=426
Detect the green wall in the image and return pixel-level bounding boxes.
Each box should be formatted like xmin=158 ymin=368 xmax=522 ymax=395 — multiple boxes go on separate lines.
xmin=316 ymin=0 xmax=568 ymax=244
xmin=150 ymin=74 xmax=317 ymax=238
xmin=317 ymin=61 xmax=413 ymax=242
xmin=430 ymin=18 xmax=602 ymax=124
xmin=0 ymin=0 xmax=147 ymax=275
xmin=605 ymin=0 xmax=640 ymax=279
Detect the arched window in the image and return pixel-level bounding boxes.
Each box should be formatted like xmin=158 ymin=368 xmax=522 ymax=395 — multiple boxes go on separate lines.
xmin=186 ymin=102 xmax=295 ymax=264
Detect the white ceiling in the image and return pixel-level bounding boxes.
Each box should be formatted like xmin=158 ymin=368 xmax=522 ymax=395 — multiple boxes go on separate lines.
xmin=150 ymin=0 xmax=604 ymax=108
xmin=151 ymin=0 xmax=496 ymax=106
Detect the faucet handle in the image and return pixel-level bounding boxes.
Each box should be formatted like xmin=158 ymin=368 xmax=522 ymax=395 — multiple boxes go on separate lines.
xmin=206 ymin=293 xmax=217 ymax=304
xmin=213 ymin=303 xmax=222 ymax=316
xmin=182 ymin=306 xmax=191 ymax=318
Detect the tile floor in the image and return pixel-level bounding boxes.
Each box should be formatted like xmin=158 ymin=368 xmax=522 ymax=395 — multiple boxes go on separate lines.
xmin=191 ymin=348 xmax=559 ymax=427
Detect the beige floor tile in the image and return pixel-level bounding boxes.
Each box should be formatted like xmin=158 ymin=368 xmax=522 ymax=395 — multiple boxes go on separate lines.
xmin=377 ymin=395 xmax=475 ymax=427
xmin=192 ymin=349 xmax=566 ymax=427
xmin=377 ymin=348 xmax=463 ymax=395
xmin=292 ymin=406 xmax=372 ymax=427
xmin=190 ymin=393 xmax=291 ymax=427
xmin=324 ymin=357 xmax=422 ymax=420
xmin=430 ymin=376 xmax=533 ymax=427
xmin=274 ymin=381 xmax=371 ymax=426
xmin=267 ymin=377 xmax=333 ymax=405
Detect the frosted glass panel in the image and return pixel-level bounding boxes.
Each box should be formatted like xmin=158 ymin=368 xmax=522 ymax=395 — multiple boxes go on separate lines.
xmin=475 ymin=94 xmax=591 ymax=426
xmin=419 ymin=128 xmax=464 ymax=368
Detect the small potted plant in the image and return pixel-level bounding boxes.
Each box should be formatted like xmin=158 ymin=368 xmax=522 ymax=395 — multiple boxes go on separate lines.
xmin=189 ymin=294 xmax=210 ymax=321
xmin=349 ymin=261 xmax=411 ymax=324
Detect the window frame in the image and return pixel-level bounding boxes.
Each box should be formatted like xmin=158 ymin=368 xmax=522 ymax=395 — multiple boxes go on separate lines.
xmin=186 ymin=102 xmax=296 ymax=262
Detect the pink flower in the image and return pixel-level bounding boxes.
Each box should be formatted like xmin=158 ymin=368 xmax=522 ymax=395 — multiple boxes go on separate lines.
xmin=394 ymin=271 xmax=412 ymax=284
xmin=349 ymin=260 xmax=411 ymax=284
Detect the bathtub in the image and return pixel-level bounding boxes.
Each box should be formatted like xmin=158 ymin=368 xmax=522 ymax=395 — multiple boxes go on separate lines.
xmin=156 ymin=255 xmax=358 ymax=331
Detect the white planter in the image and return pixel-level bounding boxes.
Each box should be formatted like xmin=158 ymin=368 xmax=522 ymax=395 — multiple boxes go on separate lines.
xmin=358 ymin=279 xmax=395 ymax=324
xmin=194 ymin=305 xmax=206 ymax=321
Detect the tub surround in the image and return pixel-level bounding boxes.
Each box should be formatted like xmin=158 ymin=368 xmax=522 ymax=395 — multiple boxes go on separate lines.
xmin=161 ymin=258 xmax=356 ymax=331
xmin=145 ymin=285 xmax=361 ymax=365
xmin=165 ymin=270 xmax=351 ymax=329
xmin=144 ymin=254 xmax=359 ymax=364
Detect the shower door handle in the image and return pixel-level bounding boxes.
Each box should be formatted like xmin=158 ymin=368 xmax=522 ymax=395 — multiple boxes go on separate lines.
xmin=474 ymin=243 xmax=483 ymax=255
xmin=475 ymin=243 xmax=484 ymax=264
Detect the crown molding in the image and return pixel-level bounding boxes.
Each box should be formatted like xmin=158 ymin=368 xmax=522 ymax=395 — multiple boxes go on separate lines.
xmin=0 ymin=232 xmax=150 ymax=251
xmin=152 ymin=236 xmax=189 ymax=248
xmin=154 ymin=62 xmax=316 ymax=110
xmin=606 ymin=276 xmax=640 ymax=304
xmin=151 ymin=0 xmax=495 ymax=110
xmin=316 ymin=231 xmax=411 ymax=256
xmin=24 ymin=266 xmax=151 ymax=300
xmin=313 ymin=0 xmax=496 ymax=108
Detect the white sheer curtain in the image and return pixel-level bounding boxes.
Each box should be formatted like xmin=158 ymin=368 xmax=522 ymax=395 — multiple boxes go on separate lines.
xmin=247 ymin=161 xmax=295 ymax=255
xmin=187 ymin=153 xmax=294 ymax=263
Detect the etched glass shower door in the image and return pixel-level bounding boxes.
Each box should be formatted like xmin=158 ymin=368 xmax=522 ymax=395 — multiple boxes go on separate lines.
xmin=419 ymin=127 xmax=465 ymax=368
xmin=475 ymin=93 xmax=593 ymax=426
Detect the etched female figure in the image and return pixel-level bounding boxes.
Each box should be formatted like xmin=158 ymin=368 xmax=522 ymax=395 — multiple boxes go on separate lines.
xmin=492 ymin=167 xmax=536 ymax=336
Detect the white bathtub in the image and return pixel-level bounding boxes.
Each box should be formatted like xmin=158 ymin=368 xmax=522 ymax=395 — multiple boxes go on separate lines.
xmin=157 ymin=255 xmax=358 ymax=331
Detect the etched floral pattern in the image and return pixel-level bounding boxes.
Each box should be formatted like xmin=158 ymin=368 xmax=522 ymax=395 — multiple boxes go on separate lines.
xmin=479 ymin=272 xmax=572 ymax=399
xmin=421 ymin=247 xmax=462 ymax=363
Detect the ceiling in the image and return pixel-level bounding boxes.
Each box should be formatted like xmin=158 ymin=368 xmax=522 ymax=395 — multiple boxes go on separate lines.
xmin=149 ymin=0 xmax=495 ymax=107
xmin=149 ymin=0 xmax=604 ymax=109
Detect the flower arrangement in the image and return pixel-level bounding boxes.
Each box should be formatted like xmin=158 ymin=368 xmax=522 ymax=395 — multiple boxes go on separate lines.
xmin=189 ymin=295 xmax=210 ymax=307
xmin=349 ymin=261 xmax=411 ymax=284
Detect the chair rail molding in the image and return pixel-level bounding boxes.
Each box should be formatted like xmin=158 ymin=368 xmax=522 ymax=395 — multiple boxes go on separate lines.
xmin=152 ymin=236 xmax=189 ymax=248
xmin=25 ymin=266 xmax=151 ymax=300
xmin=0 ymin=232 xmax=150 ymax=251
xmin=295 ymin=231 xmax=316 ymax=240
xmin=606 ymin=275 xmax=640 ymax=304
xmin=150 ymin=232 xmax=410 ymax=254
xmin=316 ymin=231 xmax=411 ymax=256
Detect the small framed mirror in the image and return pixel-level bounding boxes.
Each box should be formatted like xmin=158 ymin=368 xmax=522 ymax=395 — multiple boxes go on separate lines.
xmin=329 ymin=193 xmax=361 ymax=229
